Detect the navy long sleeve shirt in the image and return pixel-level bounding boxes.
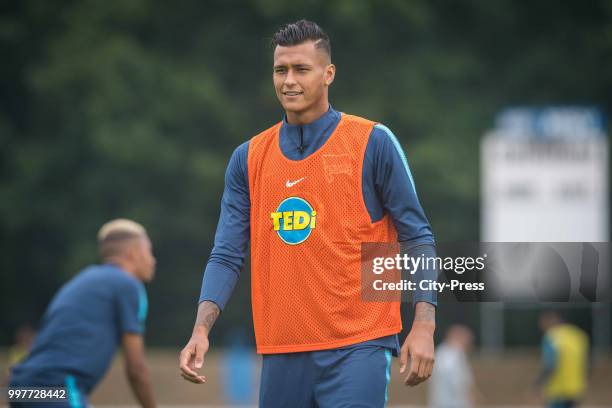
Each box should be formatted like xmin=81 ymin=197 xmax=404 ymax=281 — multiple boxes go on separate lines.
xmin=199 ymin=106 xmax=437 ymax=353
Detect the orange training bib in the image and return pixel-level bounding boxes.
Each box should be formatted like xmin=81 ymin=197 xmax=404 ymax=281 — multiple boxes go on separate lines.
xmin=248 ymin=114 xmax=401 ymax=354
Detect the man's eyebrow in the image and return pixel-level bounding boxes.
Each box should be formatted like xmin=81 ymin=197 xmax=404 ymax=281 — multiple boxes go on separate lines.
xmin=273 ymin=62 xmax=312 ymax=69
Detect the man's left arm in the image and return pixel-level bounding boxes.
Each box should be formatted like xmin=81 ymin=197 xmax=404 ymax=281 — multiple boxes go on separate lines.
xmin=535 ymin=335 xmax=557 ymax=388
xmin=400 ymin=302 xmax=435 ymax=386
xmin=367 ymin=123 xmax=437 ymax=386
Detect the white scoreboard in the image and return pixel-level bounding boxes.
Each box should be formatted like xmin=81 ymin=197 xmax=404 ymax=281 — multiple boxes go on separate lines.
xmin=481 ymin=107 xmax=608 ymax=242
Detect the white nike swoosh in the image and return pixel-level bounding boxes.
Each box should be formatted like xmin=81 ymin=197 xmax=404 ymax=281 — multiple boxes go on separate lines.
xmin=286 ymin=177 xmax=306 ymax=188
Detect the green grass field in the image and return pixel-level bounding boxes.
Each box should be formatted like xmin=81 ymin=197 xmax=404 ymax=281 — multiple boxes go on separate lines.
xmin=3 ymin=349 xmax=611 ymax=406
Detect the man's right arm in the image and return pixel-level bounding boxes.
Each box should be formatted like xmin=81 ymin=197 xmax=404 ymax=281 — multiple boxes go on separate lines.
xmin=178 ymin=300 xmax=220 ymax=384
xmin=199 ymin=141 xmax=251 ymax=309
xmin=123 ymin=333 xmax=156 ymax=408
xmin=179 ymin=142 xmax=251 ymax=383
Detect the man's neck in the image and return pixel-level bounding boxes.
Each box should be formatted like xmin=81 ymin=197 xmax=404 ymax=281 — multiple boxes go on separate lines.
xmin=105 ymin=258 xmax=137 ymax=278
xmin=285 ymin=100 xmax=329 ymax=125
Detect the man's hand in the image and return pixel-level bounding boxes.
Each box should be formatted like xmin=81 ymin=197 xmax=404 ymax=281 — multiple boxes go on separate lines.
xmin=179 ymin=329 xmax=209 ymax=384
xmin=179 ymin=301 xmax=220 ymax=384
xmin=400 ymin=302 xmax=435 ymax=387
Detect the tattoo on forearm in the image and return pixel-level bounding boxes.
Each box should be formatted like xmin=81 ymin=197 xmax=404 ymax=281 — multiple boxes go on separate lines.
xmin=414 ymin=302 xmax=436 ymax=323
xmin=196 ymin=301 xmax=220 ymax=332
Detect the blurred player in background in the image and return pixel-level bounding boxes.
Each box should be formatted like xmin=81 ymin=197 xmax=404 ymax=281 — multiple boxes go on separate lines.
xmin=535 ymin=311 xmax=590 ymax=408
xmin=7 ymin=325 xmax=36 ymax=369
xmin=180 ymin=19 xmax=438 ymax=407
xmin=9 ymin=219 xmax=157 ymax=408
xmin=428 ymin=325 xmax=477 ymax=408
xmin=220 ymin=327 xmax=258 ymax=405
xmin=2 ymin=325 xmax=36 ymax=386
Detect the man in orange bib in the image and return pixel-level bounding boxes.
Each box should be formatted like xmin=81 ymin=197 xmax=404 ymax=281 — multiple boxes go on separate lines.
xmin=180 ymin=20 xmax=437 ymax=407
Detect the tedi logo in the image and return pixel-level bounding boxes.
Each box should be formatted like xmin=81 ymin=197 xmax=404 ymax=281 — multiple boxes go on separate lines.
xmin=270 ymin=197 xmax=317 ymax=245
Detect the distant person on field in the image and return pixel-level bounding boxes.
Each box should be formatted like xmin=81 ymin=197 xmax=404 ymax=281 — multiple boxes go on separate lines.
xmin=429 ymin=325 xmax=477 ymax=408
xmin=536 ymin=311 xmax=589 ymax=408
xmin=9 ymin=219 xmax=157 ymax=408
xmin=2 ymin=325 xmax=36 ymax=386
xmin=220 ymin=328 xmax=257 ymax=405
xmin=8 ymin=325 xmax=36 ymax=369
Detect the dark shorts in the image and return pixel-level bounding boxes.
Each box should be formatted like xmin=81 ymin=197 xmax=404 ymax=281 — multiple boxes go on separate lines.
xmin=548 ymin=400 xmax=577 ymax=408
xmin=260 ymin=344 xmax=393 ymax=408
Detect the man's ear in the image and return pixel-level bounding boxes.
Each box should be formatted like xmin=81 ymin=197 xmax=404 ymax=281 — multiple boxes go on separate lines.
xmin=123 ymin=239 xmax=140 ymax=263
xmin=325 ymin=64 xmax=336 ymax=86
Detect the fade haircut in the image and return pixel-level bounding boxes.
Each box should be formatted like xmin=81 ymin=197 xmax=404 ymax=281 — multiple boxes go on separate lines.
xmin=97 ymin=219 xmax=147 ymax=261
xmin=271 ymin=19 xmax=331 ymax=59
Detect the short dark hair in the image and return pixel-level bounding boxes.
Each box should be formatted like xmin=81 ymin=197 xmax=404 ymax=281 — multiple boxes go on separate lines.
xmin=271 ymin=20 xmax=331 ymax=58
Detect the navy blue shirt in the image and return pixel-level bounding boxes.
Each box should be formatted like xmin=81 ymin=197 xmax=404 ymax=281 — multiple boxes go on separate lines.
xmin=200 ymin=106 xmax=437 ymax=353
xmin=10 ymin=264 xmax=148 ymax=394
